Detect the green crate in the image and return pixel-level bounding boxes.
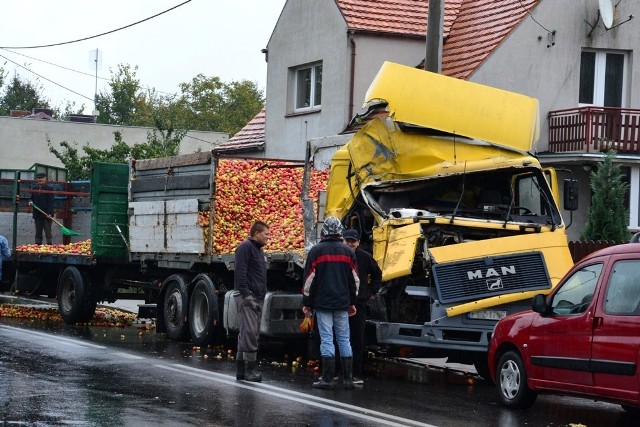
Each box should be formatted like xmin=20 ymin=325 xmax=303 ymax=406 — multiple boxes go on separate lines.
xmin=90 ymin=162 xmax=129 ymax=260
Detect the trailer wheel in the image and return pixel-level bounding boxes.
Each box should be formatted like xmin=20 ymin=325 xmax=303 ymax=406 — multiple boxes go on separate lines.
xmin=162 ymin=274 xmax=189 ymax=340
xmin=58 ymin=266 xmax=96 ymax=324
xmin=188 ymin=274 xmax=219 ymax=346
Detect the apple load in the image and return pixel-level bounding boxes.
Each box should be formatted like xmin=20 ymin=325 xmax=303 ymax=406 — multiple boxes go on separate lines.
xmin=16 ymin=239 xmax=92 ymax=255
xmin=199 ymin=159 xmax=329 ymax=254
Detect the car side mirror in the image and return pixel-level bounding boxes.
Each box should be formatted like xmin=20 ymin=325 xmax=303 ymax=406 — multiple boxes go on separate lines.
xmin=532 ymin=294 xmax=549 ymax=315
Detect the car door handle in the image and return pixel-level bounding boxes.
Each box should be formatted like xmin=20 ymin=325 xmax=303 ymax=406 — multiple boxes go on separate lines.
xmin=592 ymin=316 xmax=603 ymax=329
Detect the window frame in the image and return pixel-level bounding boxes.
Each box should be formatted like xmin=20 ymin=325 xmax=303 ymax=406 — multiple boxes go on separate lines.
xmin=578 ymin=49 xmax=628 ymax=108
xmin=293 ymin=62 xmax=322 ymax=113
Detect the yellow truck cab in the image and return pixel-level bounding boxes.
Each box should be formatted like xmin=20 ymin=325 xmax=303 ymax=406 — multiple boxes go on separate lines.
xmin=324 ymin=62 xmax=575 ymax=377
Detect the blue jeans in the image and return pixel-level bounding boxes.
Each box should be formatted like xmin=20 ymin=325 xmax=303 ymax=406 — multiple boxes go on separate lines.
xmin=315 ymin=309 xmax=352 ymax=358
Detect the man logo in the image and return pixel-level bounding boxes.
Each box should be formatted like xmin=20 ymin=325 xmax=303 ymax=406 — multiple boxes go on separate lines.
xmin=487 ymin=278 xmax=504 ymax=291
xmin=467 ymin=265 xmax=516 ymax=280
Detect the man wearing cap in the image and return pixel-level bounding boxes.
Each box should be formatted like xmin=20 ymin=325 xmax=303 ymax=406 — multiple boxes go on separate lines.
xmin=343 ymin=229 xmax=382 ymax=385
xmin=30 ymin=173 xmax=55 ymax=245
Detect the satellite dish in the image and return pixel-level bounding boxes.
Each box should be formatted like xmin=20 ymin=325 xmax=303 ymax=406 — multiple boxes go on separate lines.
xmin=599 ymin=0 xmax=614 ymax=28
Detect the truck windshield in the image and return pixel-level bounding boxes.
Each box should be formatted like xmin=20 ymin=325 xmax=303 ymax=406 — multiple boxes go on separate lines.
xmin=362 ymin=168 xmax=562 ymax=227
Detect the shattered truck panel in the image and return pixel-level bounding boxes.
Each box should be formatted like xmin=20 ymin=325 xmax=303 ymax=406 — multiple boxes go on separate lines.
xmin=325 ymin=62 xmax=574 ymax=366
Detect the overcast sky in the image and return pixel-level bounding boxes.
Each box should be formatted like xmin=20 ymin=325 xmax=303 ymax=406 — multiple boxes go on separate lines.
xmin=0 ymin=0 xmax=286 ymax=114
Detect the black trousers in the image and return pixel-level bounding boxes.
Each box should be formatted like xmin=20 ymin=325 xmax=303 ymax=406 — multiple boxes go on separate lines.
xmin=34 ymin=217 xmax=52 ymax=245
xmin=349 ymin=302 xmax=367 ymax=377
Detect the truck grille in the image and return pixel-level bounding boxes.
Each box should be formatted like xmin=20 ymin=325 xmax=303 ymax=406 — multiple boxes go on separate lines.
xmin=433 ymin=252 xmax=550 ymax=304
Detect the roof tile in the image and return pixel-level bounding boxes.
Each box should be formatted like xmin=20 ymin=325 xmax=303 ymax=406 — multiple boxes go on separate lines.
xmin=215 ymin=108 xmax=265 ymax=153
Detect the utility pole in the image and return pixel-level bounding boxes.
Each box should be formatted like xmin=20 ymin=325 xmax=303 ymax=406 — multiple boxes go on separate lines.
xmin=425 ymin=0 xmax=444 ymax=73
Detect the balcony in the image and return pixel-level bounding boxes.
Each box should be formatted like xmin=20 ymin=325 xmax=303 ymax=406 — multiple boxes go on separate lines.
xmin=548 ymin=107 xmax=640 ymax=154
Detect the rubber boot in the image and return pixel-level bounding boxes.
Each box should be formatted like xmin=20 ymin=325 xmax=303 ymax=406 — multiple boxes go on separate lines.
xmin=313 ymin=357 xmax=335 ymax=390
xmin=243 ymin=352 xmax=262 ymax=382
xmin=342 ymin=357 xmax=354 ymax=390
xmin=236 ymin=357 xmax=245 ymax=381
xmin=245 ymin=361 xmax=262 ymax=382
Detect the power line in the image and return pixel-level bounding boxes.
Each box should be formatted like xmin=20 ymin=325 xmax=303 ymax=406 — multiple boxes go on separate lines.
xmin=0 ymin=0 xmax=192 ymax=49
xmin=0 ymin=52 xmax=95 ymax=102
xmin=0 ymin=47 xmax=178 ymax=97
xmin=517 ymin=0 xmax=553 ymax=34
xmin=0 ymin=47 xmax=109 ymax=81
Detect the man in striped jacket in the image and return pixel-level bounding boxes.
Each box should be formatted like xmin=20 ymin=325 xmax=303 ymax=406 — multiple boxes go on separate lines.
xmin=302 ymin=216 xmax=359 ymax=390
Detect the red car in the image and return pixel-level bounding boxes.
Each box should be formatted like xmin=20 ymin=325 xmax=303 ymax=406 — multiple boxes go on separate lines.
xmin=488 ymin=242 xmax=640 ymax=411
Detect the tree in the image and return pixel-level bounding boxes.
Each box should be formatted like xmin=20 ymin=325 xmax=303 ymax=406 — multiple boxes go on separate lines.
xmin=581 ymin=150 xmax=630 ymax=241
xmin=174 ymin=74 xmax=264 ymax=135
xmin=0 ymin=73 xmax=52 ymax=116
xmin=48 ymin=130 xmax=182 ymax=181
xmin=95 ymin=64 xmax=144 ymax=125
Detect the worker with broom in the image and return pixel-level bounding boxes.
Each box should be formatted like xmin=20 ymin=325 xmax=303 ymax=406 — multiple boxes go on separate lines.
xmin=29 ymin=172 xmax=55 ymax=245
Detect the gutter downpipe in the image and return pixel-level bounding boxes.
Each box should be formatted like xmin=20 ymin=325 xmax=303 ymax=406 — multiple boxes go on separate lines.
xmin=348 ymin=31 xmax=356 ymax=121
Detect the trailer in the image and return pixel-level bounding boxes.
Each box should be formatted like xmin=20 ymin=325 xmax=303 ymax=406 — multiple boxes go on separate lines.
xmin=4 ymin=154 xmax=318 ymax=347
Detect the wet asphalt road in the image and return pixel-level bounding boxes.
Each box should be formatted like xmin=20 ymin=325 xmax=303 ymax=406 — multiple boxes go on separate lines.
xmin=1 ymin=311 xmax=638 ymax=426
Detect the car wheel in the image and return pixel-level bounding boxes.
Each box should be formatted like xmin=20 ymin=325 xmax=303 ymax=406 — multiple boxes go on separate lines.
xmin=497 ymin=351 xmax=537 ymax=409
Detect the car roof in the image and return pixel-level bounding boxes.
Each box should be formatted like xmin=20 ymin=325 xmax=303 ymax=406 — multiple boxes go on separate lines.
xmin=581 ymin=242 xmax=640 ymax=262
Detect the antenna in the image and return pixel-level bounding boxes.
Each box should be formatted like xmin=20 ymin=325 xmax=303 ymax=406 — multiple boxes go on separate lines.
xmin=598 ymin=0 xmax=614 ymax=28
xmin=89 ymin=48 xmax=102 ymax=115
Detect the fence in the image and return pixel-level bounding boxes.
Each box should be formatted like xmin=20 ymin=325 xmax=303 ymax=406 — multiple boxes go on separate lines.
xmin=568 ymin=240 xmax=623 ymax=263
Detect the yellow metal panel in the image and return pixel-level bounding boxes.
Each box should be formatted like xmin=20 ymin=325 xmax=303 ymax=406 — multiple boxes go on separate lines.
xmin=364 ymin=62 xmax=540 ymax=153
xmin=428 ymin=232 xmax=574 ymax=316
xmin=324 ymin=146 xmax=358 ymax=219
xmin=345 ymin=117 xmax=540 ymax=189
xmin=380 ymin=223 xmax=422 ymax=281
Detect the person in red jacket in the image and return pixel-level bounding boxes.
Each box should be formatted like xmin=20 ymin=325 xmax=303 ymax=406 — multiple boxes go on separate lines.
xmin=302 ymin=217 xmax=359 ymax=390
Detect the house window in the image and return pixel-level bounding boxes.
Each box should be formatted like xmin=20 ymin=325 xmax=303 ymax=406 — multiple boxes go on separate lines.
xmin=579 ymin=50 xmax=627 ymax=107
xmin=294 ymin=62 xmax=322 ymax=111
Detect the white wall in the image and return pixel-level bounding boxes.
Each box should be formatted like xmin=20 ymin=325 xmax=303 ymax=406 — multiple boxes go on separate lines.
xmin=470 ymin=0 xmax=640 ymax=152
xmin=0 ymin=116 xmax=228 ymax=170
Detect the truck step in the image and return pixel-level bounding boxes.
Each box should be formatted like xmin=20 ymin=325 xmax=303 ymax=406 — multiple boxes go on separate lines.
xmin=137 ymin=303 xmax=157 ymax=319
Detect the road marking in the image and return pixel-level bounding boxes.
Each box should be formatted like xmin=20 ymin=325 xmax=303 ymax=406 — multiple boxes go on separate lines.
xmin=0 ymin=325 xmax=106 ymax=349
xmin=157 ymin=364 xmax=438 ymax=427
xmin=112 ymin=351 xmax=144 ymax=360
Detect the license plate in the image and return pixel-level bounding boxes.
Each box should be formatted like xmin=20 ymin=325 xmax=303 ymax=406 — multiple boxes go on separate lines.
xmin=467 ymin=310 xmax=507 ymax=321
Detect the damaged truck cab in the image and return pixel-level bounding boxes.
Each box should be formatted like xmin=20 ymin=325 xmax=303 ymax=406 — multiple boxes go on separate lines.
xmin=324 ymin=62 xmax=575 ymax=375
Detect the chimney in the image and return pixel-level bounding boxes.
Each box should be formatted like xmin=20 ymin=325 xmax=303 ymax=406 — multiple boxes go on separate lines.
xmin=10 ymin=110 xmax=30 ymax=117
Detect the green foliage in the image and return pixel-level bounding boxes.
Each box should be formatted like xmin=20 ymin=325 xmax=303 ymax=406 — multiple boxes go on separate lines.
xmin=0 ymin=74 xmax=52 ymax=116
xmin=175 ymin=74 xmax=264 ymax=135
xmin=581 ymin=150 xmax=630 ymax=241
xmin=48 ymin=130 xmax=182 ymax=181
xmin=95 ymin=64 xmax=142 ymax=125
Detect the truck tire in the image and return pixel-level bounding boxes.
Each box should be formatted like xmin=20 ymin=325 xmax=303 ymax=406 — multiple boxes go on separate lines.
xmin=188 ymin=274 xmax=219 ymax=346
xmin=496 ymin=351 xmax=537 ymax=409
xmin=58 ymin=266 xmax=96 ymax=324
xmin=162 ymin=274 xmax=189 ymax=340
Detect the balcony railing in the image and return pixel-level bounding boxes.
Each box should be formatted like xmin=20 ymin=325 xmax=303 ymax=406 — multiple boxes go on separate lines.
xmin=548 ymin=106 xmax=640 ymax=154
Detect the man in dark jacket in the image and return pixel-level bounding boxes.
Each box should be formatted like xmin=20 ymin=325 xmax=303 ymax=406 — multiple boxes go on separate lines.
xmin=29 ymin=173 xmax=55 ymax=245
xmin=233 ymin=220 xmax=270 ymax=382
xmin=343 ymin=229 xmax=382 ymax=385
xmin=302 ymin=216 xmax=359 ymax=390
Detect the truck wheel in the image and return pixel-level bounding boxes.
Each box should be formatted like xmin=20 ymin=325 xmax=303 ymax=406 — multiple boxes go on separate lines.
xmin=496 ymin=351 xmax=537 ymax=409
xmin=188 ymin=274 xmax=219 ymax=346
xmin=58 ymin=266 xmax=96 ymax=324
xmin=162 ymin=274 xmax=190 ymax=340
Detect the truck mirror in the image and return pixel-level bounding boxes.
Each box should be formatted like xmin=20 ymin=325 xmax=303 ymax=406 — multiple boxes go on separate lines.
xmin=532 ymin=294 xmax=548 ymax=315
xmin=563 ymin=179 xmax=578 ymax=211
